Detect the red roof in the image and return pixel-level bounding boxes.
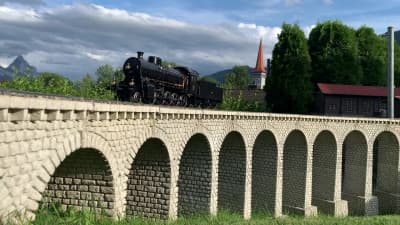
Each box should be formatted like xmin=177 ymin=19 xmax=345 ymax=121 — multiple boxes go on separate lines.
xmin=318 ymin=83 xmax=400 ymax=98
xmin=254 ymin=39 xmax=266 ymax=73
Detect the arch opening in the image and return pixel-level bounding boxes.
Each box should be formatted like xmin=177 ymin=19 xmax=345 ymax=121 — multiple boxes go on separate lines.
xmin=373 ymin=131 xmax=399 ymax=214
xmin=311 ymin=131 xmax=337 ymax=214
xmin=178 ymin=134 xmax=212 ymax=217
xmin=251 ymin=130 xmax=278 ymax=215
xmin=217 ymin=131 xmax=246 ymax=214
xmin=42 ymin=148 xmax=115 ymax=216
xmin=126 ymin=138 xmax=171 ymax=219
xmin=341 ymin=131 xmax=368 ymax=215
xmin=282 ymin=130 xmax=308 ymax=214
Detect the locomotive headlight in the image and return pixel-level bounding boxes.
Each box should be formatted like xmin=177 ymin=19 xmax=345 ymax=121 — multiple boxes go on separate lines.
xmin=129 ymin=79 xmax=135 ymax=86
xmin=111 ymin=79 xmax=116 ymax=85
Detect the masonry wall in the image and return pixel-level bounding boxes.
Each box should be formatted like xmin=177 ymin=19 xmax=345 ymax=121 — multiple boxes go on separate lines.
xmin=342 ymin=131 xmax=368 ymax=215
xmin=42 ymin=148 xmax=114 ymax=215
xmin=251 ymin=131 xmax=277 ymax=214
xmin=2 ymin=93 xmax=400 ymax=221
xmin=373 ymin=132 xmax=399 ymax=214
xmin=217 ymin=132 xmax=246 ymax=214
xmin=178 ymin=134 xmax=212 ymax=217
xmin=126 ymin=139 xmax=171 ymax=219
xmin=282 ymin=131 xmax=307 ymax=213
xmin=312 ymin=131 xmax=337 ymax=214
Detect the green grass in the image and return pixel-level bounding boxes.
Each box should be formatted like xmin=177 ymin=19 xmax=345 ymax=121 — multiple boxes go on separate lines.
xmin=4 ymin=206 xmax=400 ymax=225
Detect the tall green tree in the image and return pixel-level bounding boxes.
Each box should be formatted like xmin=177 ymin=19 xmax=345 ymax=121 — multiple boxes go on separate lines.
xmin=266 ymin=23 xmax=313 ymax=113
xmin=96 ymin=64 xmax=115 ymax=87
xmin=223 ymin=65 xmax=249 ymax=89
xmin=356 ymin=26 xmax=386 ymax=86
xmin=309 ymin=21 xmax=362 ymax=85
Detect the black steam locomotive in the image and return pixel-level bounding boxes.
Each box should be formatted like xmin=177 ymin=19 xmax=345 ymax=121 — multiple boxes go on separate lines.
xmin=114 ymin=51 xmax=223 ymax=107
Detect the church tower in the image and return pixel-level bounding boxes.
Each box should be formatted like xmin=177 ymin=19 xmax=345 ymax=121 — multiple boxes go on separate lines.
xmin=251 ymin=39 xmax=267 ymax=89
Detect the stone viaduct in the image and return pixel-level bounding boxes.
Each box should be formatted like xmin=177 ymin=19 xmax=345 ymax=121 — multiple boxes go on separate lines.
xmin=0 ymin=92 xmax=399 ymax=222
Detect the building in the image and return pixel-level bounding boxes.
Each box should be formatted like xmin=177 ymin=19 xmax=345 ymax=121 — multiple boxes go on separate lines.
xmin=314 ymin=83 xmax=400 ymax=117
xmin=251 ymin=39 xmax=267 ymax=89
xmin=395 ymin=30 xmax=400 ymax=45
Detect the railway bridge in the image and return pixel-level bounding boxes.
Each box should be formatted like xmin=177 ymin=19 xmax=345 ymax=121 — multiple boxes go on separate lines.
xmin=0 ymin=92 xmax=399 ymax=221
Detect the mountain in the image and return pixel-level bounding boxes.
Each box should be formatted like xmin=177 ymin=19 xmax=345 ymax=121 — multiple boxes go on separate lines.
xmin=0 ymin=55 xmax=38 ymax=81
xmin=204 ymin=65 xmax=253 ymax=84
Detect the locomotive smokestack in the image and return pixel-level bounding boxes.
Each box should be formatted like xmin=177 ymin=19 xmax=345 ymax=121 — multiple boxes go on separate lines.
xmin=137 ymin=51 xmax=144 ymax=59
xmin=387 ymin=27 xmax=394 ymax=119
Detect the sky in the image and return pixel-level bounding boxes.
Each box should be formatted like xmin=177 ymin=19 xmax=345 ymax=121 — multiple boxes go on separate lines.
xmin=0 ymin=0 xmax=399 ymax=79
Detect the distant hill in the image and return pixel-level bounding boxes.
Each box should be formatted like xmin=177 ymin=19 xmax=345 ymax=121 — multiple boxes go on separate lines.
xmin=204 ymin=65 xmax=253 ymax=84
xmin=0 ymin=55 xmax=38 ymax=81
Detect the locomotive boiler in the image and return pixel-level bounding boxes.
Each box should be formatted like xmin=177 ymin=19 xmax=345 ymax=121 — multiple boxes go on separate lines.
xmin=114 ymin=51 xmax=222 ymax=107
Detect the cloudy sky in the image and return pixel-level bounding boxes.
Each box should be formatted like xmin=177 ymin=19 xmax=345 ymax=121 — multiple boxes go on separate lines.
xmin=0 ymin=0 xmax=399 ymax=79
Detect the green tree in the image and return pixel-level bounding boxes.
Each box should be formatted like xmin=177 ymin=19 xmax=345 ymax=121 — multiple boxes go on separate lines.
xmin=223 ymin=65 xmax=249 ymax=89
xmin=309 ymin=21 xmax=362 ymax=85
xmin=75 ymin=73 xmax=97 ymax=98
xmin=96 ymin=64 xmax=115 ymax=87
xmin=218 ymin=94 xmax=263 ymax=112
xmin=356 ymin=26 xmax=386 ymax=86
xmin=266 ymin=23 xmax=313 ymax=113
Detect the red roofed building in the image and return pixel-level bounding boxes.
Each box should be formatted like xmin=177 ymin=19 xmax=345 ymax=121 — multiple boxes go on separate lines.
xmin=251 ymin=39 xmax=267 ymax=89
xmin=314 ymin=83 xmax=400 ymax=117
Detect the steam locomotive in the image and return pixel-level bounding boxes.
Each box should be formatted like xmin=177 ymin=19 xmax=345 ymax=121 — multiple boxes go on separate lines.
xmin=114 ymin=51 xmax=223 ymax=107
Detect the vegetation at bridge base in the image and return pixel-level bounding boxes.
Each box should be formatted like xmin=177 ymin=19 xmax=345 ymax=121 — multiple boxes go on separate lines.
xmin=4 ymin=205 xmax=400 ymax=225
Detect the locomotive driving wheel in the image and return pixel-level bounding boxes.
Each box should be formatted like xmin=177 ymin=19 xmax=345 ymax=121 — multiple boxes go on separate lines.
xmin=162 ymin=92 xmax=171 ymax=105
xmin=179 ymin=95 xmax=188 ymax=107
xmin=152 ymin=92 xmax=159 ymax=104
xmin=130 ymin=91 xmax=142 ymax=103
xmin=170 ymin=93 xmax=178 ymax=105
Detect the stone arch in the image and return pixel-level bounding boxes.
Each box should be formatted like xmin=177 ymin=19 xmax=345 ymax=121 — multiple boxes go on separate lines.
xmin=251 ymin=130 xmax=278 ymax=214
xmin=126 ymin=138 xmax=171 ymax=219
xmin=22 ymin=132 xmax=122 ymax=218
xmin=217 ymin=131 xmax=246 ymax=214
xmin=42 ymin=148 xmax=115 ymax=215
xmin=177 ymin=133 xmax=212 ymax=217
xmin=341 ymin=130 xmax=368 ymax=215
xmin=373 ymin=131 xmax=399 ymax=214
xmin=311 ymin=130 xmax=337 ymax=214
xmin=282 ymin=130 xmax=308 ymax=214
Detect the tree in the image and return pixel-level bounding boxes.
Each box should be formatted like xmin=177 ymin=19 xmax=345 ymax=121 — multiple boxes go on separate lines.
xmin=96 ymin=64 xmax=115 ymax=87
xmin=309 ymin=21 xmax=362 ymax=85
xmin=356 ymin=26 xmax=386 ymax=86
xmin=266 ymin=23 xmax=313 ymax=114
xmin=223 ymin=65 xmax=249 ymax=90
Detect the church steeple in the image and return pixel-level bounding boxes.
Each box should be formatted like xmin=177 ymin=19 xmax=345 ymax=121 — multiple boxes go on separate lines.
xmin=254 ymin=39 xmax=266 ymax=73
xmin=251 ymin=39 xmax=267 ymax=89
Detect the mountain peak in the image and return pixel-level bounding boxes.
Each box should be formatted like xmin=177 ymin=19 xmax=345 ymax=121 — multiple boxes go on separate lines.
xmin=6 ymin=55 xmax=38 ymax=75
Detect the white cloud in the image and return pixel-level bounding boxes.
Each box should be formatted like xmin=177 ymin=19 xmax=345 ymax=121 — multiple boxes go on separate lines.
xmin=0 ymin=4 xmax=282 ymax=78
xmin=303 ymin=24 xmax=316 ymax=37
xmin=323 ymin=0 xmax=334 ymax=4
xmin=238 ymin=22 xmax=281 ymax=45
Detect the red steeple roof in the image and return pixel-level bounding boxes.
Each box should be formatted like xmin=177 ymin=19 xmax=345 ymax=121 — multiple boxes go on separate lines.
xmin=254 ymin=39 xmax=266 ymax=73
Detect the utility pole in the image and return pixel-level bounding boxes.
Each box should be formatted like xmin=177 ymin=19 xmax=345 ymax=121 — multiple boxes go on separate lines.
xmin=387 ymin=26 xmax=394 ymax=119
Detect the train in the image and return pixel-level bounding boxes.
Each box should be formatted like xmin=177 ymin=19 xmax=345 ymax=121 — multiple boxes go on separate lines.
xmin=113 ymin=51 xmax=223 ymax=107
